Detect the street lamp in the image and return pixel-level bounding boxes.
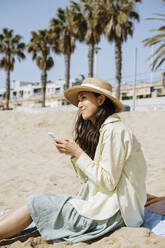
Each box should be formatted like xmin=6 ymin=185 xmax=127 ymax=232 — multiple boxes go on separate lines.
xmin=133 ymin=48 xmax=137 ymax=111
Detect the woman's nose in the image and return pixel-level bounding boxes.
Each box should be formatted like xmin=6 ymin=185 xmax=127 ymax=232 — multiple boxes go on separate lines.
xmin=78 ymin=101 xmax=82 ymax=109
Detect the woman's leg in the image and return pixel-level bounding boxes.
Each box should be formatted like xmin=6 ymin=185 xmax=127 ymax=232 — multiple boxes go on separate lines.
xmin=0 ymin=208 xmax=17 ymax=222
xmin=0 ymin=202 xmax=32 ymax=240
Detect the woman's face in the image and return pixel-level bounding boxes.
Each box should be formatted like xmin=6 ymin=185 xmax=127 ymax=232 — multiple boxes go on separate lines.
xmin=78 ymin=91 xmax=103 ymax=124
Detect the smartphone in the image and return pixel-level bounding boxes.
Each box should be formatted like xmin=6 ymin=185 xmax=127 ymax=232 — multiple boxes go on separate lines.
xmin=48 ymin=132 xmax=58 ymax=139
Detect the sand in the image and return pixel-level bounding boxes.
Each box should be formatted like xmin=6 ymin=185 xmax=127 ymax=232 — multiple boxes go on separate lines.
xmin=0 ymin=110 xmax=165 ymax=247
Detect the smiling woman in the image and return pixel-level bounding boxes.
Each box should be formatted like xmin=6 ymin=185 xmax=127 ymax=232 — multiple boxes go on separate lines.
xmin=0 ymin=78 xmax=147 ymax=245
xmin=77 ymin=91 xmax=105 ymax=123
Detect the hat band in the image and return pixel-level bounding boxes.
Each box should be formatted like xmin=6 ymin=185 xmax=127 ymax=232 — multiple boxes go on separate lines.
xmin=81 ymin=83 xmax=112 ymax=96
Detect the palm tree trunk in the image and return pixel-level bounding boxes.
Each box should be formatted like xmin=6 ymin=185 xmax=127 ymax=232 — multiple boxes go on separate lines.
xmin=88 ymin=43 xmax=94 ymax=77
xmin=41 ymin=69 xmax=47 ymax=108
xmin=6 ymin=69 xmax=10 ymax=110
xmin=115 ymin=39 xmax=122 ymax=100
xmin=65 ymin=53 xmax=70 ymax=90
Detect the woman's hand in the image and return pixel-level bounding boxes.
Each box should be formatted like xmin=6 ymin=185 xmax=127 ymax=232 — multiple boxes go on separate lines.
xmin=54 ymin=139 xmax=83 ymax=158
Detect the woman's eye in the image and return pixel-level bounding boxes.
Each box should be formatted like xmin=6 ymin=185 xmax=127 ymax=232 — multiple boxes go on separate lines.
xmin=78 ymin=95 xmax=86 ymax=102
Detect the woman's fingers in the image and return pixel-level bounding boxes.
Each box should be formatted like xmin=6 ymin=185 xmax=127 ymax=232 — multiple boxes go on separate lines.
xmin=53 ymin=139 xmax=82 ymax=157
xmin=55 ymin=140 xmax=71 ymax=154
xmin=55 ymin=142 xmax=65 ymax=151
xmin=54 ymin=139 xmax=64 ymax=144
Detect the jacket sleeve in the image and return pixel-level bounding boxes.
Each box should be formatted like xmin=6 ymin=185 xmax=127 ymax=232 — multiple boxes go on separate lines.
xmin=71 ymin=156 xmax=87 ymax=181
xmin=73 ymin=125 xmax=133 ymax=192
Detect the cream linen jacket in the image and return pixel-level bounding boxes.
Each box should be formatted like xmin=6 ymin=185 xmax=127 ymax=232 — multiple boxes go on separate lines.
xmin=69 ymin=114 xmax=147 ymax=227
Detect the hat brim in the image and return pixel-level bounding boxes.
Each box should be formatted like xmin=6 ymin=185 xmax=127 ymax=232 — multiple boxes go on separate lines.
xmin=64 ymin=85 xmax=123 ymax=113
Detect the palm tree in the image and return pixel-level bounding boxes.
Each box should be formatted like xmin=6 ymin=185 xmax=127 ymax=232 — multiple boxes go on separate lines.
xmin=27 ymin=29 xmax=55 ymax=107
xmin=0 ymin=28 xmax=26 ymax=109
xmin=50 ymin=4 xmax=86 ymax=90
xmin=98 ymin=0 xmax=141 ymax=100
xmin=78 ymin=0 xmax=103 ymax=77
xmin=143 ymin=5 xmax=165 ymax=70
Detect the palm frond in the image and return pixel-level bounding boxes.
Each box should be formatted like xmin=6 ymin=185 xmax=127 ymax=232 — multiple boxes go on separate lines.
xmin=145 ymin=17 xmax=165 ymax=22
xmin=17 ymin=51 xmax=26 ymax=61
xmin=148 ymin=43 xmax=165 ymax=70
xmin=0 ymin=57 xmax=6 ymax=68
xmin=36 ymin=56 xmax=44 ymax=70
xmin=129 ymin=11 xmax=140 ymax=21
xmin=152 ymin=13 xmax=165 ymax=17
xmin=56 ymin=8 xmax=66 ymax=22
xmin=17 ymin=42 xmax=26 ymax=50
xmin=144 ymin=9 xmax=165 ymax=70
xmin=3 ymin=28 xmax=13 ymax=39
xmin=46 ymin=57 xmax=54 ymax=70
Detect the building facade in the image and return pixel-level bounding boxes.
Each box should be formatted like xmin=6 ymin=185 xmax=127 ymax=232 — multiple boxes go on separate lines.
xmin=116 ymin=72 xmax=165 ymax=100
xmin=0 ymin=76 xmax=84 ymax=108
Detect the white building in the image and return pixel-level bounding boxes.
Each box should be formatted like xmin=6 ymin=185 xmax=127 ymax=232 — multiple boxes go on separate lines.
xmin=10 ymin=79 xmax=65 ymax=100
xmin=8 ymin=76 xmax=84 ymax=101
xmin=0 ymin=76 xmax=84 ymax=108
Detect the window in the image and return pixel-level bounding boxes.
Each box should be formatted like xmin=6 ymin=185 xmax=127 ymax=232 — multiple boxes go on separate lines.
xmin=55 ymin=88 xmax=61 ymax=94
xmin=157 ymin=88 xmax=162 ymax=94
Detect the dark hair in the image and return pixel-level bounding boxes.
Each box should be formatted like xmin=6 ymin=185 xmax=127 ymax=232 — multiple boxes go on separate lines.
xmin=74 ymin=93 xmax=116 ymax=159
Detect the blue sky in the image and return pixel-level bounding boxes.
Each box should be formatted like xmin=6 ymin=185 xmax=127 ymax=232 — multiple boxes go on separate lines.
xmin=0 ymin=0 xmax=165 ymax=88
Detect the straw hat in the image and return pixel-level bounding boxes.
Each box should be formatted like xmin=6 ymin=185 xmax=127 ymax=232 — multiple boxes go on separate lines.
xmin=64 ymin=77 xmax=123 ymax=113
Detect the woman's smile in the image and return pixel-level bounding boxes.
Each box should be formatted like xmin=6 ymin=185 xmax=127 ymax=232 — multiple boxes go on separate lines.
xmin=80 ymin=107 xmax=85 ymax=113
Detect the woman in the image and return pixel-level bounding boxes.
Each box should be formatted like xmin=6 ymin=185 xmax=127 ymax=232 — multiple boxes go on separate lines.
xmin=0 ymin=78 xmax=147 ymax=243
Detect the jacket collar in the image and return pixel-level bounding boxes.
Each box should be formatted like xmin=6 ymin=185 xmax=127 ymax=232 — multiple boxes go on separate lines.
xmin=100 ymin=114 xmax=121 ymax=130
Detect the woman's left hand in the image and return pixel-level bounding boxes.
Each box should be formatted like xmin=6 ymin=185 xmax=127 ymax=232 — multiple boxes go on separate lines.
xmin=54 ymin=139 xmax=83 ymax=158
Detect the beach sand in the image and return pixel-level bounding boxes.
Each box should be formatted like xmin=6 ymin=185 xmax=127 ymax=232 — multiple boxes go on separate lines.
xmin=0 ymin=110 xmax=165 ymax=247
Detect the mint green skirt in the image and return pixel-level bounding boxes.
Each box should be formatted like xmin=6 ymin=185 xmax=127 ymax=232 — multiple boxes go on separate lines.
xmin=26 ymin=179 xmax=125 ymax=243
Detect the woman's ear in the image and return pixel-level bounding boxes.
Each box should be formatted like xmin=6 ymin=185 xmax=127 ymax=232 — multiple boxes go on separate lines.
xmin=98 ymin=95 xmax=106 ymax=106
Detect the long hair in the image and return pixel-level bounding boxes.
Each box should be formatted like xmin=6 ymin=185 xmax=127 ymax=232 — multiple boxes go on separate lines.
xmin=74 ymin=93 xmax=116 ymax=159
